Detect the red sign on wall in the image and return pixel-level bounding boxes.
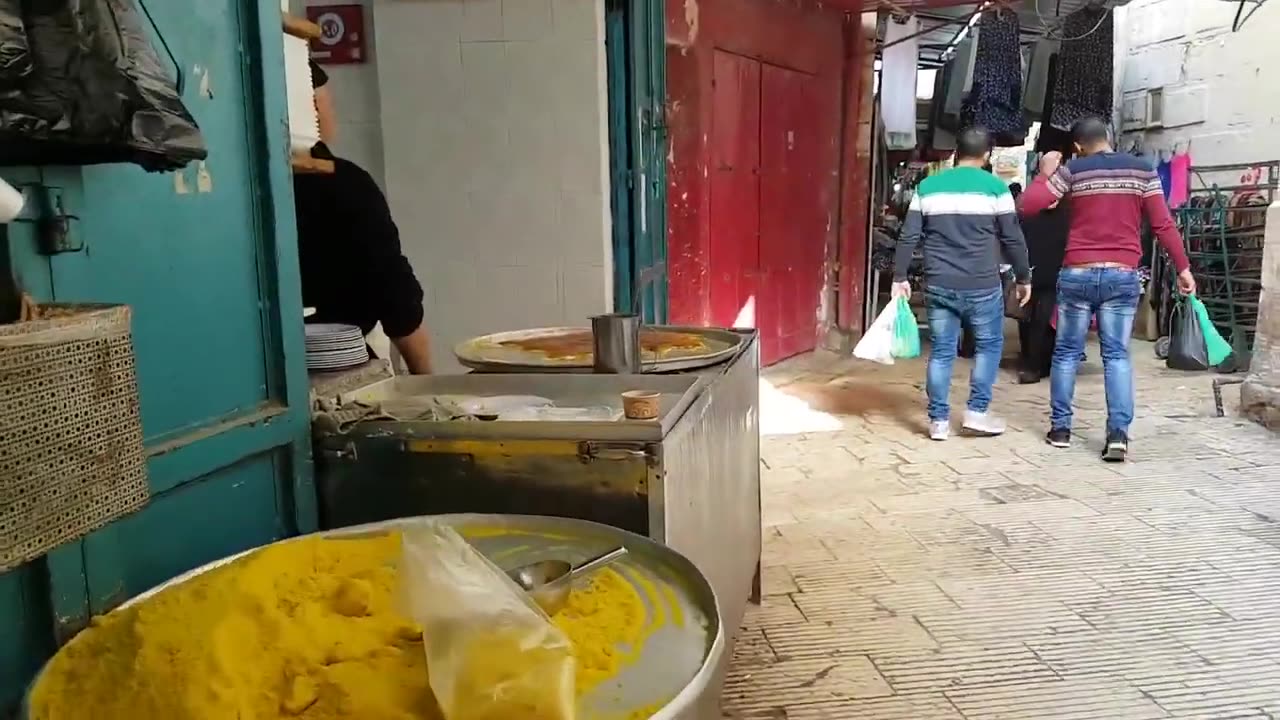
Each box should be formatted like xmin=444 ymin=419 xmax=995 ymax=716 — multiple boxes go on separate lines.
xmin=306 ymin=5 xmax=366 ymax=65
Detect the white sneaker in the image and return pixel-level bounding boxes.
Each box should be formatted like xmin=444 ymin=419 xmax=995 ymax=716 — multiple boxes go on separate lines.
xmin=962 ymin=410 xmax=1006 ymax=436
xmin=929 ymin=420 xmax=950 ymax=441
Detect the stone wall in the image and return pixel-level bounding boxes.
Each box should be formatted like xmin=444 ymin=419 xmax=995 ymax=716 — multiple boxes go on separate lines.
xmin=1242 ymin=203 xmax=1280 ymax=429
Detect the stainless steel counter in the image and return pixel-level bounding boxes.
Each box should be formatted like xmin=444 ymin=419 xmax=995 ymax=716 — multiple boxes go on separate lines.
xmin=310 ymin=331 xmax=762 ymax=714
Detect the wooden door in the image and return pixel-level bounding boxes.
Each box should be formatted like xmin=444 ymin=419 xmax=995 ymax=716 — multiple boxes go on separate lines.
xmin=0 ymin=1 xmax=310 ymax=709
xmin=760 ymin=64 xmax=827 ymax=362
xmin=708 ymin=50 xmax=761 ymax=330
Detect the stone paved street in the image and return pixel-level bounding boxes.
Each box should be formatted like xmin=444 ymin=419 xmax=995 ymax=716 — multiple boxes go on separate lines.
xmin=724 ymin=339 xmax=1280 ymax=719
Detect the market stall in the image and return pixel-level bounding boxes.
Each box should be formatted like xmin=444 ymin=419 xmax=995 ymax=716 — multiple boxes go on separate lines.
xmin=308 ymin=327 xmax=763 ymax=711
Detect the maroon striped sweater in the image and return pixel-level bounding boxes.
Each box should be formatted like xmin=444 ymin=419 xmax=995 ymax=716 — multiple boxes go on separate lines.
xmin=1019 ymin=151 xmax=1191 ymax=273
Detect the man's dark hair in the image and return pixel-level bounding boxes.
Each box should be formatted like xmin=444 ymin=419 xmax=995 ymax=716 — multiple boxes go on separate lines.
xmin=956 ymin=127 xmax=992 ymax=161
xmin=1070 ymin=116 xmax=1110 ymax=147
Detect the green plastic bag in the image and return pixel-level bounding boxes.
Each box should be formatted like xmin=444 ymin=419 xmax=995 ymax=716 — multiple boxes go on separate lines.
xmin=890 ymin=296 xmax=921 ymax=359
xmin=1188 ymin=294 xmax=1233 ymax=366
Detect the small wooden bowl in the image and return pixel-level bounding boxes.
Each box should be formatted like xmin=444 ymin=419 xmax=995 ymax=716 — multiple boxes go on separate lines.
xmin=621 ymin=390 xmax=660 ymax=420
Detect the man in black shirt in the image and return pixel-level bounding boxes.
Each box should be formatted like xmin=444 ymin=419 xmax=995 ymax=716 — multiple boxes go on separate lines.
xmin=294 ymin=63 xmax=432 ymax=374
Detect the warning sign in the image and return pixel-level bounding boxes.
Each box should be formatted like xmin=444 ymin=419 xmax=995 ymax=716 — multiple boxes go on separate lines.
xmin=306 ymin=5 xmax=366 ymax=65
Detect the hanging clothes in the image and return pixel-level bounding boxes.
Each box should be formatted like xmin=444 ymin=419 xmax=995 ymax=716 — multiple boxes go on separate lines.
xmin=1023 ymin=38 xmax=1059 ymax=121
xmin=1168 ymin=152 xmax=1191 ymax=208
xmin=1035 ymin=54 xmax=1072 ymax=153
xmin=1049 ymin=6 xmax=1115 ymax=130
xmin=941 ymin=30 xmax=979 ymax=129
xmin=882 ymin=16 xmax=920 ymax=151
xmin=927 ymin=62 xmax=957 ymax=152
xmin=1156 ymin=156 xmax=1173 ymax=202
xmin=962 ymin=9 xmax=1027 ymax=146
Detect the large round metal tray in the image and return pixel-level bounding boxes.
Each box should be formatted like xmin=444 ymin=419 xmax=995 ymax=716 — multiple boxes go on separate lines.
xmin=24 ymin=514 xmax=723 ymax=720
xmin=455 ymin=325 xmax=744 ymax=373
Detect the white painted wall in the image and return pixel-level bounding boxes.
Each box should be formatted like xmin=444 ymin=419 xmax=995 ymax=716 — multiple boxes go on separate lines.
xmin=1114 ymin=0 xmax=1280 ymax=163
xmin=372 ymin=0 xmax=614 ymax=372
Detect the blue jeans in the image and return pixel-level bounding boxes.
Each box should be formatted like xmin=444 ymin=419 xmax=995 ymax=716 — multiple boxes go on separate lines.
xmin=925 ymin=286 xmax=1004 ymax=421
xmin=1050 ymin=268 xmax=1141 ymax=433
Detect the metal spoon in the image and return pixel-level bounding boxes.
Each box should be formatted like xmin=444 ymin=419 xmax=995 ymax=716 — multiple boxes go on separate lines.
xmin=507 ymin=546 xmax=629 ymax=615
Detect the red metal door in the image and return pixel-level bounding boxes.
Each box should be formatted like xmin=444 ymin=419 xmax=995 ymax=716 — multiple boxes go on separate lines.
xmin=708 ymin=50 xmax=761 ymax=330
xmin=759 ymin=64 xmax=827 ymax=363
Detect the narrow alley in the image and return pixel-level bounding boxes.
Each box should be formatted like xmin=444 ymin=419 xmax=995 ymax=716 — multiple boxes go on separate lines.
xmin=725 ymin=343 xmax=1280 ymax=718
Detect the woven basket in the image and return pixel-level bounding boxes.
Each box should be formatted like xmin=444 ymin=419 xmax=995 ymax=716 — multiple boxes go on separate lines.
xmin=0 ymin=304 xmax=148 ymax=572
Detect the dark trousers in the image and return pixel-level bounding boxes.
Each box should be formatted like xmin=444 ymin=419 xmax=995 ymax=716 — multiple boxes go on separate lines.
xmin=1018 ymin=288 xmax=1057 ymax=377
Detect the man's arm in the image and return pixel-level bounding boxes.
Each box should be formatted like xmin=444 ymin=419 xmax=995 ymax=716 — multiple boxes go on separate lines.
xmin=995 ymin=190 xmax=1032 ymax=286
xmin=892 ymin=194 xmax=924 ymax=291
xmin=1141 ymin=178 xmax=1190 ymax=273
xmin=392 ymin=325 xmax=433 ymax=375
xmin=1018 ymin=167 xmax=1070 ymax=217
xmin=1141 ymin=175 xmax=1196 ymax=294
xmin=1018 ymin=152 xmax=1070 ymax=217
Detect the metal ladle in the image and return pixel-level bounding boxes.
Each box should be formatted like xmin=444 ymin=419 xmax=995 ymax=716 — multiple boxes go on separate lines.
xmin=507 ymin=546 xmax=629 ymax=615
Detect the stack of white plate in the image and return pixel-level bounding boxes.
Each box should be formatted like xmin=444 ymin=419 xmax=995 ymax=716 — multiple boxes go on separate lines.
xmin=305 ymin=324 xmax=369 ymax=372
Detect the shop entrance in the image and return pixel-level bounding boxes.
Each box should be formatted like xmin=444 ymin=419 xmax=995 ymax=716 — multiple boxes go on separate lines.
xmin=709 ymin=51 xmax=830 ymax=365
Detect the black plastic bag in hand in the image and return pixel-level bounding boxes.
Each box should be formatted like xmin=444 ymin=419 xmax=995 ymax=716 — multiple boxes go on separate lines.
xmin=0 ymin=0 xmax=206 ymax=171
xmin=1166 ymin=297 xmax=1209 ymax=371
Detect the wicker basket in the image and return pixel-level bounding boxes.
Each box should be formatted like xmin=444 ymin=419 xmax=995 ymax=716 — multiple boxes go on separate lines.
xmin=0 ymin=304 xmax=148 ymax=572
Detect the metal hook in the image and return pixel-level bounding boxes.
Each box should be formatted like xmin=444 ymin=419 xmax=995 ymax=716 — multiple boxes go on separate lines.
xmin=134 ymin=0 xmax=185 ymax=94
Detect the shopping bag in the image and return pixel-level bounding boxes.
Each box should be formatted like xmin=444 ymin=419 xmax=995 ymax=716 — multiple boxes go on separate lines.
xmin=890 ymin=297 xmax=921 ymax=359
xmin=1166 ymin=295 xmax=1210 ymax=371
xmin=1188 ymin=295 xmax=1233 ymax=367
xmin=402 ymin=524 xmax=576 ymax=720
xmin=854 ymin=300 xmax=898 ymax=365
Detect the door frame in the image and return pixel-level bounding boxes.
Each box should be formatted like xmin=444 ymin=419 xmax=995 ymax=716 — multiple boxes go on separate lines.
xmin=607 ymin=0 xmax=668 ymax=323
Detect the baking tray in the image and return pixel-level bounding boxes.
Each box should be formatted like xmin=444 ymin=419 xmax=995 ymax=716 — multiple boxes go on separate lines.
xmin=455 ymin=325 xmax=745 ymax=373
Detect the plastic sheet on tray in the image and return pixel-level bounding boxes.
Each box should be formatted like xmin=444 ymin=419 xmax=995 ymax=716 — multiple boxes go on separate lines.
xmin=401 ymin=523 xmax=576 ymax=720
xmin=497 ymin=405 xmax=622 ymax=422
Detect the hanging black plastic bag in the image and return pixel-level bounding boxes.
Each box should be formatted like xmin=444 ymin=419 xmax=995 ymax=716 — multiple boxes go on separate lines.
xmin=0 ymin=1 xmax=31 ymax=87
xmin=1167 ymin=296 xmax=1210 ymax=371
xmin=0 ymin=0 xmax=206 ymax=171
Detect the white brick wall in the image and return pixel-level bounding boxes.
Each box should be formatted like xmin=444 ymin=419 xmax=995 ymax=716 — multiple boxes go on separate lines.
xmin=373 ymin=0 xmax=614 ymax=372
xmin=1114 ymin=0 xmax=1280 ymax=163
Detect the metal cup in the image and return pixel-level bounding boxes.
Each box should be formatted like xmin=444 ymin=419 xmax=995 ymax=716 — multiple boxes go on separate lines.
xmin=591 ymin=313 xmax=641 ymax=374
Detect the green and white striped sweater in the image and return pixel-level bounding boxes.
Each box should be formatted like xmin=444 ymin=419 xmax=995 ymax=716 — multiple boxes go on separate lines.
xmin=892 ymin=166 xmax=1030 ymax=291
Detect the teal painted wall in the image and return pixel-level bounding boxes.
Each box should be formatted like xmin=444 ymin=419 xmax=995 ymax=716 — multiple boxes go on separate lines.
xmin=0 ymin=0 xmax=313 ymax=712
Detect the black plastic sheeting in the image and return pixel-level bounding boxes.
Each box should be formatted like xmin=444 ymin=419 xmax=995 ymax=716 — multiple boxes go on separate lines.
xmin=0 ymin=0 xmax=206 ymax=172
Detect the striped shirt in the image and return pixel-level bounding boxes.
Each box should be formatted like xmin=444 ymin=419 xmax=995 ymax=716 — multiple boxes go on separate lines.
xmin=894 ymin=166 xmax=1030 ymax=290
xmin=1019 ymin=151 xmax=1191 ymax=273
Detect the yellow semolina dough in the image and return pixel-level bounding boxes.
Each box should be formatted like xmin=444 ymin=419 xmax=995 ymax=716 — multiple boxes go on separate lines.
xmin=29 ymin=533 xmax=665 ymax=720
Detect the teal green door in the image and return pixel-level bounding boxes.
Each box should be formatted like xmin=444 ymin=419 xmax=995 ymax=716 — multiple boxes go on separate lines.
xmin=0 ymin=0 xmax=311 ymax=711
xmin=607 ymin=0 xmax=667 ymax=323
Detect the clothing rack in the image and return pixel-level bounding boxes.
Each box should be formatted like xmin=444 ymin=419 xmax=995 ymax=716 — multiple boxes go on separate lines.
xmin=1157 ymin=160 xmax=1278 ymax=367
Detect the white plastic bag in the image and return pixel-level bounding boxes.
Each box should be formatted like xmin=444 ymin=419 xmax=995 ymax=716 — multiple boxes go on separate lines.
xmin=853 ymin=301 xmax=899 ymax=365
xmin=401 ymin=524 xmax=576 ymax=720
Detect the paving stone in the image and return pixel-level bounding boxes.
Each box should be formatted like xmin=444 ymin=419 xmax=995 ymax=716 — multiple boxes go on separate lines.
xmin=1026 ymin=629 xmax=1208 ymax=677
xmin=782 ymin=693 xmax=967 ymax=720
xmin=943 ymin=675 xmax=1171 ymax=719
xmin=760 ymin=565 xmax=800 ymax=597
xmin=872 ymin=643 xmax=1058 ymax=695
xmin=722 ymin=653 xmax=894 ymax=711
xmin=725 ymin=344 xmax=1280 ymax=719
